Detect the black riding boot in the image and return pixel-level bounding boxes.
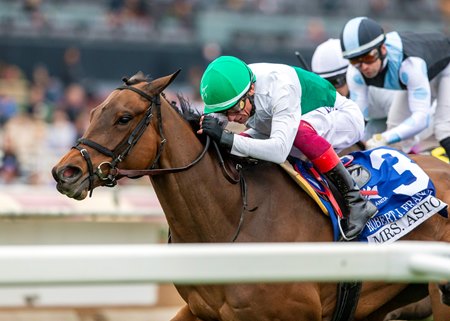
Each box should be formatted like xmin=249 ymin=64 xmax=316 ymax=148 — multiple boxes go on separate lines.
xmin=440 ymin=137 xmax=450 ymax=161
xmin=325 ymin=162 xmax=378 ymax=240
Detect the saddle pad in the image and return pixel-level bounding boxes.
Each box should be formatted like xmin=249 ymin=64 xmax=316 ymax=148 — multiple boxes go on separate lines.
xmin=286 ymin=147 xmax=448 ymax=243
xmin=346 ymin=147 xmax=447 ymax=243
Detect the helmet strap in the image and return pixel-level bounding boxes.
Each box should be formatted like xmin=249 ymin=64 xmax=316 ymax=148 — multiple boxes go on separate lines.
xmin=377 ymin=46 xmax=387 ymax=74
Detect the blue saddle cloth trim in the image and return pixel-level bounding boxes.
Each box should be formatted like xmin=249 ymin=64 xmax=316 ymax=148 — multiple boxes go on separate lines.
xmin=294 ymin=160 xmax=341 ymax=241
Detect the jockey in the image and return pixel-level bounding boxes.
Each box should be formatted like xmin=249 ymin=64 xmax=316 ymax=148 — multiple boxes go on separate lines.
xmin=311 ymin=38 xmax=397 ymax=142
xmin=340 ymin=16 xmax=450 ymax=158
xmin=197 ymin=55 xmax=378 ymax=241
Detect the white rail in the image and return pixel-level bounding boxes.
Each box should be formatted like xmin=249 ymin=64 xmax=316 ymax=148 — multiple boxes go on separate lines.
xmin=0 ymin=241 xmax=448 ymax=286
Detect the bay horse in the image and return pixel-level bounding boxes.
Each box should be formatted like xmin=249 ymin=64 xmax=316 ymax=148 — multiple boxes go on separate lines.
xmin=52 ymin=71 xmax=450 ymax=321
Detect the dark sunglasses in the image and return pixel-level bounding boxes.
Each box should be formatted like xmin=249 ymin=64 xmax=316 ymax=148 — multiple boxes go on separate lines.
xmin=326 ymin=75 xmax=347 ymax=89
xmin=349 ymin=49 xmax=380 ymax=68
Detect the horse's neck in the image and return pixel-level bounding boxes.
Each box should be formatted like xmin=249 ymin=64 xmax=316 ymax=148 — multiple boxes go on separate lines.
xmin=150 ymin=104 xmax=241 ymax=243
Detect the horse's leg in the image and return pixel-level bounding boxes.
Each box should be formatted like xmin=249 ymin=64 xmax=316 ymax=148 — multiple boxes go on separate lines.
xmin=357 ymin=283 xmax=429 ymax=321
xmin=170 ymin=305 xmax=203 ymax=321
xmin=382 ymin=296 xmax=431 ymax=321
xmin=429 ymin=283 xmax=450 ymax=321
xmin=438 ymin=282 xmax=450 ymax=305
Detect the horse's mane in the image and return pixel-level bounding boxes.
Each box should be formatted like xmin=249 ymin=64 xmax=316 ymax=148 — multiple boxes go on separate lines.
xmin=174 ymin=94 xmax=202 ymax=132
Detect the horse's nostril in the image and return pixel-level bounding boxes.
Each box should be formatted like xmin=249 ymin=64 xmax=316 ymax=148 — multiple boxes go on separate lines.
xmin=56 ymin=165 xmax=81 ymax=182
xmin=62 ymin=167 xmax=76 ymax=178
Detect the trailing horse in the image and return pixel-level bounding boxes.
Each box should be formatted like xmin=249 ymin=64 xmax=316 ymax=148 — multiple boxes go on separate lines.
xmin=52 ymin=71 xmax=450 ymax=321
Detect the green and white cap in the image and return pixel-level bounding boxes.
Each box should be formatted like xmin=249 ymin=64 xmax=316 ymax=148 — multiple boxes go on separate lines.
xmin=200 ymin=56 xmax=255 ymax=114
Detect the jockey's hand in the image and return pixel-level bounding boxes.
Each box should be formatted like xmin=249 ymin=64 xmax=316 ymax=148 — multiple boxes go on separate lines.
xmin=365 ymin=133 xmax=388 ymax=150
xmin=198 ymin=115 xmax=234 ymax=150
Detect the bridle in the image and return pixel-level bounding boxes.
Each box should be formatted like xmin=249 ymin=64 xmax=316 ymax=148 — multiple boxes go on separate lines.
xmin=73 ymin=84 xmax=211 ymax=196
xmin=73 ymin=82 xmax=253 ymax=242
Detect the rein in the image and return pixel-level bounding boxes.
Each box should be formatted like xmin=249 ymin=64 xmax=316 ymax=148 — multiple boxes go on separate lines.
xmin=115 ymin=136 xmax=211 ymax=178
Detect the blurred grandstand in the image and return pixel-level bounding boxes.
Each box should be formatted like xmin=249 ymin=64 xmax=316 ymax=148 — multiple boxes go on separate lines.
xmin=0 ymin=0 xmax=448 ymax=185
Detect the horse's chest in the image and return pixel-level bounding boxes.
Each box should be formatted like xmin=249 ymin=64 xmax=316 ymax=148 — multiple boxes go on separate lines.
xmin=179 ymin=286 xmax=254 ymax=321
xmin=178 ymin=283 xmax=332 ymax=321
xmin=179 ymin=286 xmax=225 ymax=320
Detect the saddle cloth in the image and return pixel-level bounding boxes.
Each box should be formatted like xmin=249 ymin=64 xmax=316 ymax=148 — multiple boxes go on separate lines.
xmin=282 ymin=147 xmax=448 ymax=243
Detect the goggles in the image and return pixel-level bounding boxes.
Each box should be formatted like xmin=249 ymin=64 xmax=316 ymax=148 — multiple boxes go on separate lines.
xmin=349 ymin=49 xmax=380 ymax=68
xmin=225 ymin=94 xmax=248 ymax=115
xmin=326 ymin=75 xmax=347 ymax=89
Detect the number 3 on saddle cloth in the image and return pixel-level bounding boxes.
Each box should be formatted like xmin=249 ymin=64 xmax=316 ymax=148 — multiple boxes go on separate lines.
xmin=285 ymin=147 xmax=448 ymax=243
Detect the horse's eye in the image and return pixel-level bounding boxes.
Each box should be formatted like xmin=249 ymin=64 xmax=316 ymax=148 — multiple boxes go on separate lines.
xmin=118 ymin=115 xmax=132 ymax=125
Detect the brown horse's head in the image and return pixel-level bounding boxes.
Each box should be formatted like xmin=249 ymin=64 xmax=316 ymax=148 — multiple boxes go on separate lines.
xmin=52 ymin=70 xmax=180 ymax=200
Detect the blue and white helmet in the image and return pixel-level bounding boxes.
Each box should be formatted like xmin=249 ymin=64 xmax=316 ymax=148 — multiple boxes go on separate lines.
xmin=340 ymin=17 xmax=385 ymax=59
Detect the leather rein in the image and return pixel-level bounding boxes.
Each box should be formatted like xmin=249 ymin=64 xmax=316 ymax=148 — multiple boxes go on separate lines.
xmin=72 ymin=84 xmax=240 ymax=197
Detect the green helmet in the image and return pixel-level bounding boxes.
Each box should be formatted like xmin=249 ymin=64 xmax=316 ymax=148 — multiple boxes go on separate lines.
xmin=200 ymin=56 xmax=255 ymax=114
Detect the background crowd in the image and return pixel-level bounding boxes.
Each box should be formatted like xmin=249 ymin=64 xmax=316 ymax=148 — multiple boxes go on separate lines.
xmin=0 ymin=0 xmax=449 ymax=185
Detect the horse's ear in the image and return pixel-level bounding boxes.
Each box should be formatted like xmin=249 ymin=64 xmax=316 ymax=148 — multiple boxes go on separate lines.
xmin=148 ymin=69 xmax=182 ymax=94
